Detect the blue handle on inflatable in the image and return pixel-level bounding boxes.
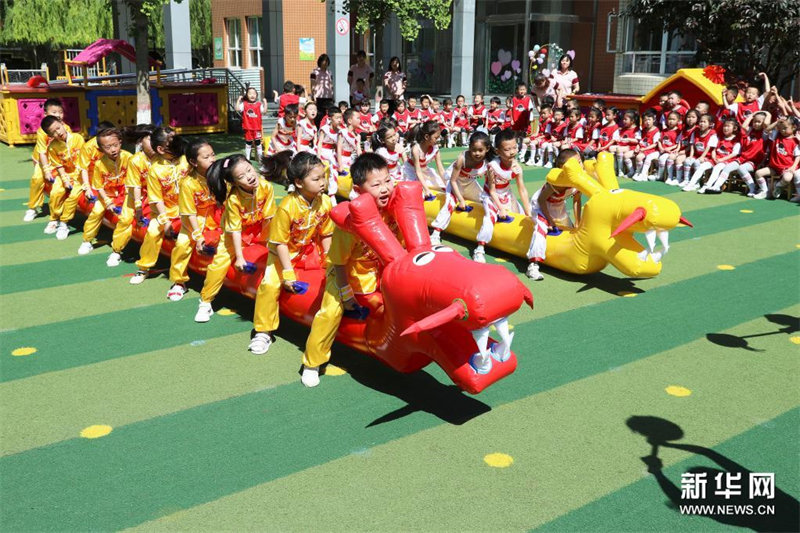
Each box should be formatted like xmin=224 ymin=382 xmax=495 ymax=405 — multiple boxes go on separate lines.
xmin=112 ymin=206 xmax=122 ymax=215
xmin=200 ymin=244 xmax=217 ymax=255
xmin=455 ymin=204 xmax=474 ymax=212
xmin=497 ymin=215 xmax=514 ymax=223
xmin=85 ymin=193 xmax=97 ymax=202
xmin=242 ymin=261 xmax=258 ymax=274
xmin=338 ymin=170 xmax=348 ymax=176
xmin=547 ymin=227 xmax=562 ymax=236
xmin=424 ymin=194 xmax=436 ymax=202
xmin=343 ymin=303 xmax=370 ymax=320
xmin=138 ymin=216 xmax=150 ymax=227
xmin=291 ymin=281 xmax=309 ymax=295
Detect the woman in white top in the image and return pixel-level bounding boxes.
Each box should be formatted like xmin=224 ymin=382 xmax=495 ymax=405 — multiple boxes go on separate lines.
xmin=382 ymin=56 xmax=407 ymax=115
xmin=310 ymin=54 xmax=334 ymax=127
xmin=549 ymin=55 xmax=580 ymax=107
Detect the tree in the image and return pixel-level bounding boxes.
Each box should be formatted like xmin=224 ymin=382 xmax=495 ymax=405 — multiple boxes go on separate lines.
xmin=190 ymin=0 xmax=212 ymax=67
xmin=623 ymin=0 xmax=800 ymax=92
xmin=338 ymin=0 xmax=453 ymax=41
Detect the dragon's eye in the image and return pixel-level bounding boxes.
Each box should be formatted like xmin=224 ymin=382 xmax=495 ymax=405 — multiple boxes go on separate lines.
xmin=431 ymin=245 xmax=454 ymax=253
xmin=412 ymin=251 xmax=435 ymax=266
xmin=610 ymin=189 xmax=624 ymax=194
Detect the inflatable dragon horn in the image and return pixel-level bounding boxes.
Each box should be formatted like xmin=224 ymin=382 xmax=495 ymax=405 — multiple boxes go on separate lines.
xmin=331 ymin=182 xmax=533 ymax=394
xmin=542 ymin=152 xmax=692 ymax=278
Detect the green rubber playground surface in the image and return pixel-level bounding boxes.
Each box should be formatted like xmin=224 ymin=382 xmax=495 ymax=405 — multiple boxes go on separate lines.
xmin=1 ymin=134 xmax=798 ymax=532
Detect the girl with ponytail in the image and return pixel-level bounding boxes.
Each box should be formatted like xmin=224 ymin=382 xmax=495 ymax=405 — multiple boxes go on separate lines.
xmin=400 ymin=120 xmax=446 ymax=198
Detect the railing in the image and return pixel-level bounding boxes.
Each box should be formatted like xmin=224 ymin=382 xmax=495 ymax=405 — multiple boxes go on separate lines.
xmin=61 ymin=49 xmax=108 ymax=78
xmin=0 ymin=63 xmax=49 ymax=86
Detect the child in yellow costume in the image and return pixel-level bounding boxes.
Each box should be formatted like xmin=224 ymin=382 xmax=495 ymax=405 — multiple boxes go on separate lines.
xmin=77 ymin=120 xmax=115 ymax=197
xmin=130 ymin=127 xmax=188 ymax=285
xmin=41 ymin=116 xmax=85 ymax=241
xmin=77 ymin=128 xmax=133 ymax=257
xmin=302 ymin=152 xmax=397 ymax=387
xmin=105 ymin=125 xmax=158 ymax=268
xmin=25 ymin=99 xmax=72 ymax=222
xmin=249 ymin=151 xmax=334 ymax=354
xmin=194 ymin=155 xmax=276 ymax=323
xmin=166 ymin=139 xmax=218 ymax=301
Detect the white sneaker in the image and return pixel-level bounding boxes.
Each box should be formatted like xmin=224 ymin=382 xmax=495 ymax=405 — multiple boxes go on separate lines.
xmin=194 ymin=300 xmax=214 ymax=322
xmin=676 ymin=180 xmax=689 ymax=188
xmin=632 ymin=174 xmax=644 ymax=182
xmin=129 ymin=270 xmax=148 ymax=285
xmin=429 ymin=230 xmax=441 ymax=245
xmin=472 ymin=248 xmax=486 ymax=263
xmin=647 ymin=173 xmax=657 ymax=181
xmin=526 ymin=262 xmax=544 ymax=280
xmin=753 ymin=190 xmax=768 ymax=200
xmin=106 ymin=252 xmax=121 ymax=267
xmin=248 ymin=332 xmax=273 ymax=355
xmin=682 ymin=183 xmax=699 ymax=192
xmin=55 ymin=222 xmax=69 ymax=240
xmin=525 ymin=158 xmax=537 ymax=167
xmin=301 ymin=366 xmax=320 ymax=387
xmin=697 ymin=186 xmax=707 ymax=194
xmin=23 ymin=209 xmax=38 ymax=222
xmin=167 ymin=283 xmax=186 ymax=302
xmin=43 ymin=221 xmax=58 ymax=234
xmin=77 ymin=241 xmax=94 ymax=255
xmin=543 ymin=162 xmax=553 ymax=169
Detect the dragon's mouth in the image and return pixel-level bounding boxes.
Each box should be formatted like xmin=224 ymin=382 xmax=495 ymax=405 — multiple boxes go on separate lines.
xmin=469 ymin=316 xmax=514 ymax=374
xmin=637 ymin=229 xmax=671 ymax=263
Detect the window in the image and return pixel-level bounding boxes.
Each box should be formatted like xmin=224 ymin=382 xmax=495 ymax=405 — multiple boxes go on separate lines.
xmin=620 ymin=19 xmax=695 ymax=75
xmin=226 ymin=18 xmax=241 ymax=68
xmin=248 ymin=17 xmax=262 ymax=68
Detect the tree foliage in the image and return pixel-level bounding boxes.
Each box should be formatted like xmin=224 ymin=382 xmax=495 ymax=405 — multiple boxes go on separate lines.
xmin=336 ymin=0 xmax=453 ymax=41
xmin=0 ymin=0 xmax=113 ymax=47
xmin=623 ymin=0 xmax=800 ymax=91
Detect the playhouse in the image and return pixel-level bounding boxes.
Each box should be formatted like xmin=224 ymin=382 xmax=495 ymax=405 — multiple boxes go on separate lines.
xmin=0 ymin=39 xmax=228 ymax=146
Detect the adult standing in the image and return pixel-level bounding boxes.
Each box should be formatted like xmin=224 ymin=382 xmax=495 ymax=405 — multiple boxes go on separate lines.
xmin=382 ymin=56 xmax=407 ymax=115
xmin=347 ymin=50 xmax=374 ymax=106
xmin=310 ymin=54 xmax=334 ymax=127
xmin=549 ymin=54 xmax=580 ymax=107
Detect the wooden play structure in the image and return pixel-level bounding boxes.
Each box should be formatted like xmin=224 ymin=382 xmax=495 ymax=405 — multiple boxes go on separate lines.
xmin=0 ymin=39 xmax=229 ymax=146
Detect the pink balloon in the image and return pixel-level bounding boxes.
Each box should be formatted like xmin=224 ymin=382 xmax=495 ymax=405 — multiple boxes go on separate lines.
xmin=537 ymin=57 xmax=544 ymax=64
xmin=567 ymin=49 xmax=576 ymax=60
xmin=490 ymin=61 xmax=502 ymax=76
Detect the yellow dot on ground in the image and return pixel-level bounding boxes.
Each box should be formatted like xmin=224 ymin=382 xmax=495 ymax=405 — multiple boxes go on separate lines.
xmin=665 ymin=385 xmax=692 ymax=397
xmin=0 ymin=188 xmax=5 ymax=192
xmin=790 ymin=336 xmax=800 ymax=345
xmin=796 ymin=244 xmax=800 ymax=249
xmin=325 ymin=364 xmax=347 ymax=376
xmin=484 ymin=453 xmax=514 ymax=468
xmin=617 ymin=291 xmax=638 ymax=298
xmin=739 ymin=209 xmax=754 ymax=214
xmin=20 ymin=202 xmax=28 ymax=206
xmin=717 ymin=265 xmax=735 ymax=271
xmin=494 ymin=257 xmax=508 ymax=263
xmin=11 ymin=347 xmax=37 ymax=357
xmin=216 ymin=308 xmax=235 ymax=316
xmin=80 ymin=425 xmax=113 ymax=439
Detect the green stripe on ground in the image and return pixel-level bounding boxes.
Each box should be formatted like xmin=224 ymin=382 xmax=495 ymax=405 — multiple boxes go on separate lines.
xmin=0 ymin=178 xmax=36 ymax=190
xmin=131 ymin=308 xmax=799 ymax=532
xmin=537 ymin=408 xmax=800 ymax=532
xmin=0 ymin=219 xmax=90 ymax=245
xmin=0 ymin=252 xmax=795 ymax=531
xmin=0 ymin=233 xmax=129 ymax=267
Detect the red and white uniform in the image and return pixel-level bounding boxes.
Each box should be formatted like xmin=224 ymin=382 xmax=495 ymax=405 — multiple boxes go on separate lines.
xmin=503 ymin=109 xmax=513 ymax=130
xmin=531 ymin=117 xmax=554 ymax=142
xmin=317 ymin=123 xmax=340 ymax=171
xmin=736 ymin=129 xmax=767 ymax=165
xmin=597 ymin=121 xmax=620 ymax=148
xmin=726 ymin=95 xmax=765 ymax=124
xmin=484 ymin=158 xmax=523 ymax=214
xmin=550 ymin=121 xmax=569 ymax=142
xmin=440 ymin=109 xmax=455 ymax=131
xmin=527 ymin=184 xmax=579 ymax=261
xmin=617 ymin=126 xmax=640 ymax=149
xmin=419 ymin=108 xmax=433 ymax=121
xmin=393 ymin=110 xmax=411 ymax=133
xmin=510 ymin=95 xmax=534 ymax=132
xmin=375 ymin=147 xmax=403 ymax=182
xmin=768 ymin=132 xmax=800 ymax=172
xmin=712 ymin=136 xmax=741 ymax=161
xmin=431 ymin=153 xmax=490 ymax=234
xmin=578 ymin=122 xmax=601 ymax=151
xmin=468 ymin=104 xmax=487 ymax=130
xmin=487 ymin=108 xmax=505 ymax=131
xmin=267 ymin=117 xmax=296 ymax=155
xmin=678 ymin=125 xmax=697 ymax=155
xmin=338 ymin=128 xmax=360 ymax=170
xmin=239 ymin=100 xmax=264 ymax=142
xmin=357 ymin=112 xmax=373 ymax=134
xmin=454 ymin=106 xmax=470 ymax=129
xmin=371 ymin=110 xmax=388 ymax=127
xmin=276 ymin=93 xmax=299 ymax=118
xmin=638 ymin=127 xmax=661 ymax=155
xmin=689 ymin=129 xmax=718 ymax=159
xmin=402 ymin=143 xmax=445 ymax=189
xmin=564 ymin=122 xmax=585 ymax=146
xmin=296 ymin=117 xmax=317 ymax=153
xmin=660 ymin=127 xmax=680 ymax=151
xmin=407 ymin=108 xmax=422 ymax=126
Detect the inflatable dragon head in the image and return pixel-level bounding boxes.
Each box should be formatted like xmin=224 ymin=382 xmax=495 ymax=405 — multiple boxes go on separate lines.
xmin=331 ymin=182 xmax=533 ymax=394
xmin=545 ymin=152 xmax=692 ymax=278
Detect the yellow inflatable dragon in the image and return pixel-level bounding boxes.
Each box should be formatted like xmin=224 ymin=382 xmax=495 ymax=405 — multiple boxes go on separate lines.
xmin=337 ymin=152 xmax=692 ymax=278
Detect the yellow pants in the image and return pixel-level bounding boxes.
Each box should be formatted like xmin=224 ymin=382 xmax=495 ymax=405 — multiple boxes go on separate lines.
xmin=303 ymin=268 xmax=344 ymax=368
xmin=82 ymin=195 xmax=126 ymax=242
xmin=111 ymin=203 xmax=135 ymax=253
xmin=49 ymin=175 xmax=82 ymax=223
xmin=253 ymin=256 xmax=287 ymax=333
xmin=199 ymin=235 xmax=233 ymax=303
xmin=169 ymin=215 xmax=208 ymax=284
xmin=28 ymin=164 xmax=45 ymax=210
xmin=136 ymin=219 xmax=166 ymax=270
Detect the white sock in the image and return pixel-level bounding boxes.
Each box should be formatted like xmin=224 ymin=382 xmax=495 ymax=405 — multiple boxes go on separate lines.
xmin=256 ymin=143 xmax=263 ymax=159
xmin=245 ymin=143 xmax=252 ymax=160
xmin=756 ymin=177 xmax=767 ymax=192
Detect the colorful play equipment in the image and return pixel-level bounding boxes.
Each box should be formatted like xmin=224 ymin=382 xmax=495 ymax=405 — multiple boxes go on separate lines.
xmin=572 ymin=67 xmax=742 ymax=115
xmin=338 ymin=152 xmax=691 ymax=278
xmin=0 ymin=39 xmax=228 ymax=146
xmin=61 ymin=181 xmax=532 ymax=395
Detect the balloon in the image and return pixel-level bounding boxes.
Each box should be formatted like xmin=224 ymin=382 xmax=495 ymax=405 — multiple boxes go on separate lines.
xmin=490 ymin=61 xmax=502 ymax=76
xmin=501 ymin=71 xmax=511 ymax=81
xmin=567 ymin=49 xmax=576 ymax=60
xmin=528 ymin=50 xmax=535 ymax=60
xmin=498 ymin=49 xmax=512 ymax=66
xmin=511 ymin=59 xmax=521 ymax=72
xmin=541 ymin=68 xmax=550 ymax=77
xmin=533 ymin=45 xmax=540 ymax=52
xmin=537 ymin=57 xmax=544 ymax=64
